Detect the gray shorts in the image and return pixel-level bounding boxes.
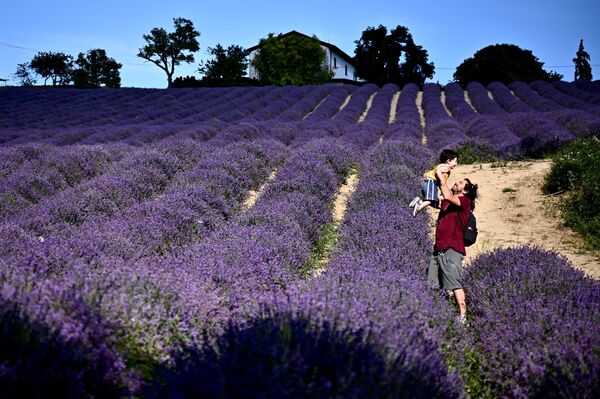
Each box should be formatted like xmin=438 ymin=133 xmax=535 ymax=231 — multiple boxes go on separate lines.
xmin=427 ymin=248 xmax=463 ymax=291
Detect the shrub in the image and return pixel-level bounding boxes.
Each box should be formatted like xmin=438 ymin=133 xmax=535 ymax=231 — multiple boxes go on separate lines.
xmin=149 ymin=313 xmax=454 ymax=399
xmin=544 ymin=136 xmax=600 ymax=249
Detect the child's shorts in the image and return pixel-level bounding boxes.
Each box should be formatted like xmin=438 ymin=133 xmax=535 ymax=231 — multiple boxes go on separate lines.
xmin=421 ymin=178 xmax=439 ymax=208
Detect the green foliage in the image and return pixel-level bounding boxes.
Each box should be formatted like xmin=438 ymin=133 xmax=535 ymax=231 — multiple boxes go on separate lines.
xmin=14 ymin=63 xmax=36 ymax=86
xmin=73 ymin=49 xmax=122 ymax=88
xmin=455 ymin=142 xmax=501 ymax=164
xmin=302 ymin=221 xmax=338 ymax=278
xmin=573 ymin=39 xmax=593 ymax=81
xmin=251 ymin=33 xmax=333 ymax=85
xmin=462 ymin=348 xmax=494 ymax=399
xmin=29 ymin=51 xmax=74 ymax=86
xmin=453 ymin=44 xmax=562 ymax=86
xmin=354 ymin=25 xmax=434 ymax=87
xmin=198 ymin=44 xmax=249 ymax=86
xmin=137 ymin=17 xmax=201 ymax=87
xmin=544 ymin=136 xmax=600 ymax=249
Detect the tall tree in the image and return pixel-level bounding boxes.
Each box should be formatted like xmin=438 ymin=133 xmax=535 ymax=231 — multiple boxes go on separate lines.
xmin=454 ymin=44 xmax=562 ymax=86
xmin=198 ymin=44 xmax=249 ymax=86
xmin=251 ymin=33 xmax=333 ymax=85
xmin=73 ymin=49 xmax=122 ymax=88
xmin=354 ymin=25 xmax=434 ymax=87
xmin=29 ymin=51 xmax=73 ymax=86
xmin=137 ymin=17 xmax=200 ymax=88
xmin=14 ymin=63 xmax=36 ymax=86
xmin=573 ymin=39 xmax=592 ymax=81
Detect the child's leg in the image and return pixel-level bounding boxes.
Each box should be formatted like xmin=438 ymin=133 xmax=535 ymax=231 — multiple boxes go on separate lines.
xmin=416 ymin=200 xmax=431 ymax=212
xmin=414 ymin=178 xmax=438 ymax=215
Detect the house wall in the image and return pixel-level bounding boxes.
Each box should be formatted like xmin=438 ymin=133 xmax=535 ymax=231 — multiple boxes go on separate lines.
xmin=323 ymin=46 xmax=357 ymax=81
xmin=247 ymin=45 xmax=358 ymax=81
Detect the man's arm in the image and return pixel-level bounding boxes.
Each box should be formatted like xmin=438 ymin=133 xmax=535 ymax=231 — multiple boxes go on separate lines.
xmin=437 ymin=169 xmax=461 ymax=206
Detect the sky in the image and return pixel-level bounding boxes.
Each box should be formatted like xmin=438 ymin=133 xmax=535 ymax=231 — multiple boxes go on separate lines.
xmin=1 ymin=0 xmax=599 ymax=88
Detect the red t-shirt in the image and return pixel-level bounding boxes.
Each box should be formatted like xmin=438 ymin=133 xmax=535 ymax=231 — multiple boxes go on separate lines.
xmin=434 ymin=196 xmax=472 ymax=256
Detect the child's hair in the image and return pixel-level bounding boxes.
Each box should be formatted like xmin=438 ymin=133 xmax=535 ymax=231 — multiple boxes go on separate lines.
xmin=464 ymin=178 xmax=479 ymax=210
xmin=440 ymin=149 xmax=459 ymax=164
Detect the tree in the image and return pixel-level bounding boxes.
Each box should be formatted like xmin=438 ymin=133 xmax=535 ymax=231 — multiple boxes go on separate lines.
xmin=137 ymin=17 xmax=200 ymax=88
xmin=14 ymin=63 xmax=36 ymax=86
xmin=198 ymin=44 xmax=249 ymax=86
xmin=354 ymin=25 xmax=434 ymax=87
xmin=573 ymin=39 xmax=592 ymax=81
xmin=251 ymin=33 xmax=333 ymax=85
xmin=454 ymin=44 xmax=562 ymax=86
xmin=73 ymin=49 xmax=122 ymax=88
xmin=29 ymin=51 xmax=73 ymax=86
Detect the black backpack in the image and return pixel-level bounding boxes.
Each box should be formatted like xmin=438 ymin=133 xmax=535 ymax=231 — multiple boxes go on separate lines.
xmin=463 ymin=212 xmax=478 ymax=247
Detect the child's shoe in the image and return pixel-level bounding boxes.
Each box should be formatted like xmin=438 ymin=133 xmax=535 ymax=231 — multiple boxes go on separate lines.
xmin=412 ymin=200 xmax=422 ymax=217
xmin=408 ymin=196 xmax=420 ymax=208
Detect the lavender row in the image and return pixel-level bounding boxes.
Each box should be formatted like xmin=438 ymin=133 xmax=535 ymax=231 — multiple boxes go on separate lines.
xmin=242 ymin=86 xmax=309 ymax=122
xmin=304 ymin=84 xmax=358 ymax=121
xmin=0 ymin=142 xmax=288 ymax=394
xmin=422 ymin=83 xmax=469 ymax=152
xmin=575 ymin=79 xmax=600 ymax=94
xmin=274 ymin=84 xmax=337 ymax=121
xmin=362 ymin=83 xmax=400 ymax=128
xmin=467 ymin=82 xmax=574 ymax=156
xmin=0 ymin=140 xmax=286 ymax=299
xmin=332 ymin=83 xmax=379 ymax=125
xmin=444 ymin=83 xmax=521 ymax=155
xmin=148 ymin=139 xmax=457 ymax=397
xmin=7 ymin=139 xmax=211 ymax=238
xmin=510 ymin=81 xmax=564 ymax=112
xmin=0 ymin=87 xmax=237 ymax=128
xmin=494 ymin=82 xmax=600 ymax=139
xmin=531 ymin=80 xmax=600 ymax=117
xmin=463 ymin=246 xmax=600 ymax=398
xmin=487 ymin=81 xmax=534 ymax=112
xmin=390 ymin=82 xmax=422 ymax=141
xmin=239 ymin=140 xmax=466 ymax=397
xmin=0 ymin=138 xmax=355 ymax=396
xmin=0 ymin=143 xmax=133 ymax=220
xmin=553 ymin=80 xmax=600 ymax=105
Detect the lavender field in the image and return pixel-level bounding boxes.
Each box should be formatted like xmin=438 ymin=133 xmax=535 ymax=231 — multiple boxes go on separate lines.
xmin=1 ymin=80 xmax=599 ymax=398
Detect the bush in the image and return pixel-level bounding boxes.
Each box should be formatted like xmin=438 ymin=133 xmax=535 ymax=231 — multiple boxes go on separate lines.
xmin=544 ymin=136 xmax=600 ymax=249
xmin=455 ymin=142 xmax=501 ymax=164
xmin=149 ymin=313 xmax=451 ymax=399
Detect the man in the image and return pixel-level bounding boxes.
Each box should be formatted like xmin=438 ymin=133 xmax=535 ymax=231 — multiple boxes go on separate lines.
xmin=427 ymin=169 xmax=478 ymax=324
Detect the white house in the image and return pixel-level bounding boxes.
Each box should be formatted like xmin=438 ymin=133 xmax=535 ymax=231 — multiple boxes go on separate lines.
xmin=247 ymin=30 xmax=361 ymax=83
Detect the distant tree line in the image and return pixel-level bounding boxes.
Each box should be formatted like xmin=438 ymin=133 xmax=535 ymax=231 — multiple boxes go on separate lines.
xmin=12 ymin=17 xmax=593 ymax=88
xmin=15 ymin=49 xmax=122 ymax=88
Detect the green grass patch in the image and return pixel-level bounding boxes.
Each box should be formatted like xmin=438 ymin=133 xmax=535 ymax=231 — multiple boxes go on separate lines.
xmin=302 ymin=221 xmax=339 ymax=278
xmin=502 ymin=187 xmax=517 ymax=193
xmin=544 ymin=136 xmax=600 ymax=250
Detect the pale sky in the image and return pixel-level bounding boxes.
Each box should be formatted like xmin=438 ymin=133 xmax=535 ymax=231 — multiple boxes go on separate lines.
xmin=1 ymin=0 xmax=598 ymax=87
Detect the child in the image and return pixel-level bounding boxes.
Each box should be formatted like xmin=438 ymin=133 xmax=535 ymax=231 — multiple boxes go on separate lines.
xmin=409 ymin=149 xmax=459 ymax=216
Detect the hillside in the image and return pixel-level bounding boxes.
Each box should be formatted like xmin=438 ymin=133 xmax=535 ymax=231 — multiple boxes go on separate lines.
xmin=1 ymin=80 xmax=600 ymax=397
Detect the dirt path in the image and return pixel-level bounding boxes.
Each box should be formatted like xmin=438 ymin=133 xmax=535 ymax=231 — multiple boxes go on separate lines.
xmin=358 ymin=92 xmax=377 ymax=122
xmin=313 ymin=172 xmax=359 ymax=277
xmin=415 ymin=91 xmax=426 ymax=145
xmin=433 ymin=160 xmax=600 ymax=279
xmin=242 ymin=169 xmax=278 ymax=210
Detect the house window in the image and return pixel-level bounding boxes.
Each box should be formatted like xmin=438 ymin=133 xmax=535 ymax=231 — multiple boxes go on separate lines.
xmin=334 ymin=57 xmax=337 ymax=68
xmin=345 ymin=65 xmax=348 ymax=76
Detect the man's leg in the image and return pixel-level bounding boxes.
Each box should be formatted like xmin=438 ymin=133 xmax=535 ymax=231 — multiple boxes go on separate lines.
xmin=427 ymin=254 xmax=442 ymax=289
xmin=439 ymin=249 xmax=465 ymax=316
xmin=453 ymin=288 xmax=466 ymax=316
